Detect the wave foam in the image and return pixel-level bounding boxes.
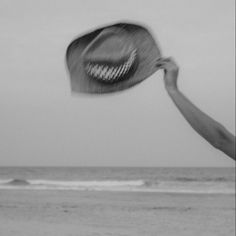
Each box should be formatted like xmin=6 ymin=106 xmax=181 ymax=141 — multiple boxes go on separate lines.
xmin=0 ymin=178 xmax=234 ymax=194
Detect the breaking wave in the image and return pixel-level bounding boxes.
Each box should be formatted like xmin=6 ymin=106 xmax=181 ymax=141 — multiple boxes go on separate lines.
xmin=0 ymin=178 xmax=234 ymax=194
xmin=7 ymin=179 xmax=30 ymax=186
xmin=0 ymin=179 xmax=144 ymax=190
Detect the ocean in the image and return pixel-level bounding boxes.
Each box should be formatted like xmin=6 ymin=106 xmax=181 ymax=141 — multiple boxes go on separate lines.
xmin=0 ymin=167 xmax=235 ymax=194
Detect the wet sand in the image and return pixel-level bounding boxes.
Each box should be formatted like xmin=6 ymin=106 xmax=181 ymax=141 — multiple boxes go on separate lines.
xmin=0 ymin=190 xmax=235 ymax=236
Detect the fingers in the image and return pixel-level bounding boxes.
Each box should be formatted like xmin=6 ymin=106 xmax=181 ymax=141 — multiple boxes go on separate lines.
xmin=156 ymin=57 xmax=174 ymax=65
xmin=155 ymin=59 xmax=166 ymax=70
xmin=155 ymin=57 xmax=178 ymax=70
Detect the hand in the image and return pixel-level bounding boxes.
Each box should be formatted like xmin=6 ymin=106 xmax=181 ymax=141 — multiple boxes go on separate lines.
xmin=156 ymin=57 xmax=179 ymax=91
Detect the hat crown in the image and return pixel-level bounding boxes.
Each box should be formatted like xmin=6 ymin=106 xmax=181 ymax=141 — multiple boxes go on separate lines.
xmin=83 ymin=27 xmax=136 ymax=63
xmin=82 ymin=27 xmax=138 ymax=83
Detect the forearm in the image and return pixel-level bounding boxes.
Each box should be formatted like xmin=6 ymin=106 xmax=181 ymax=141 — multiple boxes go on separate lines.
xmin=166 ymin=86 xmax=235 ymax=160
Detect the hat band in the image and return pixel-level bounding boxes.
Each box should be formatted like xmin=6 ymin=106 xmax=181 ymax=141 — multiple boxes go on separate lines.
xmin=84 ymin=49 xmax=137 ymax=83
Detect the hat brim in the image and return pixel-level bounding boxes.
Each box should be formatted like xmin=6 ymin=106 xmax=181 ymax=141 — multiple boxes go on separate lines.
xmin=66 ymin=22 xmax=161 ymax=94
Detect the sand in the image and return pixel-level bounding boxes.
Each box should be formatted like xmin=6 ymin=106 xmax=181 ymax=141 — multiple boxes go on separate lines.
xmin=0 ymin=190 xmax=235 ymax=236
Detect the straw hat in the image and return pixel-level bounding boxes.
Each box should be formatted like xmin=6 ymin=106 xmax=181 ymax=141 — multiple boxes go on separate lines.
xmin=66 ymin=22 xmax=161 ymax=94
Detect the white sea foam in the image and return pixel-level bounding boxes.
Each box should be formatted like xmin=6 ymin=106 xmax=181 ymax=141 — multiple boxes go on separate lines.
xmin=0 ymin=178 xmax=234 ymax=194
xmin=0 ymin=179 xmax=145 ymax=191
xmin=29 ymin=179 xmax=144 ymax=187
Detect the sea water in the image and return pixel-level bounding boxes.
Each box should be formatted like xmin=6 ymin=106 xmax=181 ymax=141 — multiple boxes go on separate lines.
xmin=0 ymin=167 xmax=235 ymax=194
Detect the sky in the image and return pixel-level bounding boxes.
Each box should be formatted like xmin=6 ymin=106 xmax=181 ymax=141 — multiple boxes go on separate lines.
xmin=0 ymin=0 xmax=235 ymax=167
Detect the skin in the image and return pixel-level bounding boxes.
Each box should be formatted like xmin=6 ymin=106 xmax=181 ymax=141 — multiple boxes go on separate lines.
xmin=156 ymin=57 xmax=235 ymax=161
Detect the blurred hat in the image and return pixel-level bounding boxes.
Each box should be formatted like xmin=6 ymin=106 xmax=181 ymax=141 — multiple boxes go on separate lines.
xmin=66 ymin=22 xmax=161 ymax=94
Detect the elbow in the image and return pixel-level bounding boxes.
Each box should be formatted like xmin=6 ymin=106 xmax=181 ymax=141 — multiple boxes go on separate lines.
xmin=201 ymin=125 xmax=227 ymax=149
xmin=212 ymin=138 xmax=229 ymax=150
xmin=212 ymin=127 xmax=230 ymax=149
xmin=213 ymin=138 xmax=236 ymax=161
xmin=210 ymin=126 xmax=235 ymax=158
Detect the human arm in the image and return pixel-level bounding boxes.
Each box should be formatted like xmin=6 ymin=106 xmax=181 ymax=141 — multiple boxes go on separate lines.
xmin=156 ymin=57 xmax=235 ymax=160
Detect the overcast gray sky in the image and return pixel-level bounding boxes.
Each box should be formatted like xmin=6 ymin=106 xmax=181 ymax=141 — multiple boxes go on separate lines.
xmin=0 ymin=0 xmax=235 ymax=167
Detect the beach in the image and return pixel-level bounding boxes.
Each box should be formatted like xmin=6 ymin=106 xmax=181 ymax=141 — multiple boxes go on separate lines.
xmin=0 ymin=189 xmax=235 ymax=236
